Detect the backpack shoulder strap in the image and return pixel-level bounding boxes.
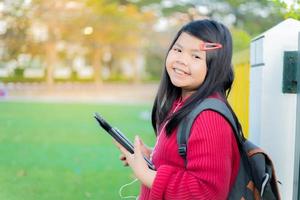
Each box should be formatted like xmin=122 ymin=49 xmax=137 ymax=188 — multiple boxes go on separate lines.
xmin=177 ymin=98 xmax=241 ymax=161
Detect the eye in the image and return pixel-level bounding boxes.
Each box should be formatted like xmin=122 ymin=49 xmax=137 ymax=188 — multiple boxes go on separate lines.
xmin=173 ymin=47 xmax=182 ymax=52
xmin=192 ymin=54 xmax=201 ymax=59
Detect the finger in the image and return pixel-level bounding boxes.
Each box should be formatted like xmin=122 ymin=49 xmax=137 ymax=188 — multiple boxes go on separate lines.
xmin=137 ymin=137 xmax=151 ymax=156
xmin=113 ymin=139 xmax=122 ymax=149
xmin=138 ymin=137 xmax=144 ymax=146
xmin=113 ymin=139 xmax=129 ymax=155
xmin=139 ymin=138 xmax=147 ymax=151
xmin=120 ymin=154 xmax=126 ymax=161
xmin=118 ymin=144 xmax=131 ymax=157
xmin=140 ymin=142 xmax=148 ymax=154
xmin=134 ymin=135 xmax=143 ymax=158
xmin=122 ymin=161 xmax=129 ymax=166
xmin=119 ymin=154 xmax=129 ymax=166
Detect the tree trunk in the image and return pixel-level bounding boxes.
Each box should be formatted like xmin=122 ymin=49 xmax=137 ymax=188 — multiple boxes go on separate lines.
xmin=92 ymin=47 xmax=102 ymax=85
xmin=45 ymin=41 xmax=56 ymax=86
xmin=133 ymin=51 xmax=144 ymax=84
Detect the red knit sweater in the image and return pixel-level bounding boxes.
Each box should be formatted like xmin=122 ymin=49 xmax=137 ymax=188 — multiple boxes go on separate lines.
xmin=139 ymin=97 xmax=240 ymax=200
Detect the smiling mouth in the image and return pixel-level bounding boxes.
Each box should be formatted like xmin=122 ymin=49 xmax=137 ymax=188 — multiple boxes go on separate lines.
xmin=173 ymin=67 xmax=190 ymax=75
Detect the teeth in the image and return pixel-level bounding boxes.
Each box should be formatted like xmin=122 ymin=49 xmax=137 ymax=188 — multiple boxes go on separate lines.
xmin=174 ymin=68 xmax=186 ymax=75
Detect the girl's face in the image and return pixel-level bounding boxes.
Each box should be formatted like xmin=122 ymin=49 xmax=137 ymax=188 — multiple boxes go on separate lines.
xmin=166 ymin=32 xmax=207 ymax=98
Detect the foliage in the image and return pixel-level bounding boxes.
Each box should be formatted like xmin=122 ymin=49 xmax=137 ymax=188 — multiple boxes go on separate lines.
xmin=0 ymin=1 xmax=31 ymax=60
xmin=231 ymin=28 xmax=251 ymax=53
xmin=144 ymin=50 xmax=164 ymax=80
xmin=0 ymin=0 xmax=297 ymax=83
xmin=272 ymin=0 xmax=300 ymax=20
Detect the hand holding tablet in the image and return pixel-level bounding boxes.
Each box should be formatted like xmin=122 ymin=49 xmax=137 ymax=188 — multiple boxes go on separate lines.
xmin=94 ymin=112 xmax=155 ymax=170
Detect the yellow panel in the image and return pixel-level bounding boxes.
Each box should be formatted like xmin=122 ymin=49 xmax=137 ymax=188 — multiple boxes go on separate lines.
xmin=228 ymin=63 xmax=250 ymax=138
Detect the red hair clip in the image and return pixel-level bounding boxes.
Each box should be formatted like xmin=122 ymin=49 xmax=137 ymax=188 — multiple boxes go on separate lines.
xmin=199 ymin=42 xmax=222 ymax=51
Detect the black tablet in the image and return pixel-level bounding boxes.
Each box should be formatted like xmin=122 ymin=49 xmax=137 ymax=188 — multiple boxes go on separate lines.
xmin=94 ymin=112 xmax=155 ymax=170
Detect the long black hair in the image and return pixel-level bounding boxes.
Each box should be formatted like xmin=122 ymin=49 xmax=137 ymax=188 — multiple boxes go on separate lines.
xmin=151 ymin=19 xmax=244 ymax=138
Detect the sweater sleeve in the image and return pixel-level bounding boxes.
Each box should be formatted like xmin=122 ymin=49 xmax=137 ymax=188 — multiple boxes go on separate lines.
xmin=149 ymin=110 xmax=236 ymax=200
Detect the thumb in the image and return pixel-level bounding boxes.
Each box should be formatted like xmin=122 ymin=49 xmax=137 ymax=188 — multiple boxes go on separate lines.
xmin=139 ymin=137 xmax=144 ymax=146
xmin=139 ymin=138 xmax=149 ymax=156
xmin=134 ymin=135 xmax=143 ymax=157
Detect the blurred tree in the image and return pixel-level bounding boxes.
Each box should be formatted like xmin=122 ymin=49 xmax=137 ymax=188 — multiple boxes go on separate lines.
xmin=0 ymin=1 xmax=31 ymax=61
xmin=25 ymin=0 xmax=155 ymax=84
xmin=29 ymin=0 xmax=76 ymax=85
xmin=84 ymin=0 xmax=155 ymax=83
xmin=273 ymin=0 xmax=300 ymax=20
xmin=231 ymin=28 xmax=251 ymax=52
xmin=1 ymin=0 xmax=296 ymax=84
xmin=133 ymin=0 xmax=289 ymax=36
xmin=160 ymin=0 xmax=287 ymax=36
xmin=214 ymin=0 xmax=286 ymax=36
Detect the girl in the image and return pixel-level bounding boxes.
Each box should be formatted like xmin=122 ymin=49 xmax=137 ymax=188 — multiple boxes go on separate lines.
xmin=116 ymin=19 xmax=242 ymax=200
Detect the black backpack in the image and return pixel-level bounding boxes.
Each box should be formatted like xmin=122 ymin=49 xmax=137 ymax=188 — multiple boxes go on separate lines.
xmin=177 ymin=98 xmax=281 ymax=200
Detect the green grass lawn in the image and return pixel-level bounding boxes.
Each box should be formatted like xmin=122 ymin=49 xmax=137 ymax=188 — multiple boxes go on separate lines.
xmin=0 ymin=101 xmax=155 ymax=200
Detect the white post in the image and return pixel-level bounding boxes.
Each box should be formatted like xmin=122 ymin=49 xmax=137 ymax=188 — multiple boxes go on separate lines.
xmin=249 ymin=19 xmax=300 ymax=199
xmin=293 ymin=32 xmax=300 ymax=200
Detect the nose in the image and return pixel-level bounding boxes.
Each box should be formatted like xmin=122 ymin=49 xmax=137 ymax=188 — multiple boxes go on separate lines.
xmin=176 ymin=52 xmax=188 ymax=66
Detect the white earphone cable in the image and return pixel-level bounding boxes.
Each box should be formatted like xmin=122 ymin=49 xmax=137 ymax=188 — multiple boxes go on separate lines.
xmin=119 ymin=178 xmax=139 ymax=200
